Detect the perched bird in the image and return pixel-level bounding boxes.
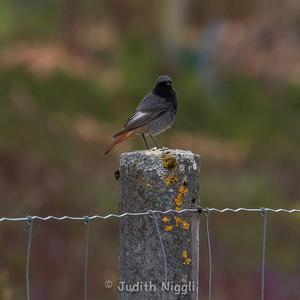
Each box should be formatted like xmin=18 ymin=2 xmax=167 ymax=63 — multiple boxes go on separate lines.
xmin=105 ymin=75 xmax=177 ymax=154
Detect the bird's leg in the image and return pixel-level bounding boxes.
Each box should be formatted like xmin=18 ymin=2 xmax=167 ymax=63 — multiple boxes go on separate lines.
xmin=142 ymin=134 xmax=149 ymax=150
xmin=149 ymin=134 xmax=159 ymax=149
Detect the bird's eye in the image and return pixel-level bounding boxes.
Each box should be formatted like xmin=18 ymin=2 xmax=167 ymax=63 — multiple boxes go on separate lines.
xmin=165 ymin=82 xmax=171 ymax=86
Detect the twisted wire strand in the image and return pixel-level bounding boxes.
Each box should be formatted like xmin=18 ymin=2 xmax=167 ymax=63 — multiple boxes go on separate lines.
xmin=205 ymin=208 xmax=300 ymax=213
xmin=0 ymin=207 xmax=299 ymax=223
xmin=0 ymin=208 xmax=199 ymax=222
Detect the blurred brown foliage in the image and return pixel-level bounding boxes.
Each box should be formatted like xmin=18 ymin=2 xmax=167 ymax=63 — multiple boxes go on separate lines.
xmin=0 ymin=0 xmax=299 ymax=299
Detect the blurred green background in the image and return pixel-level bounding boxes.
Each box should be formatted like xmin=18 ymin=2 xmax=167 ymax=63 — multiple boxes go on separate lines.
xmin=0 ymin=0 xmax=299 ymax=299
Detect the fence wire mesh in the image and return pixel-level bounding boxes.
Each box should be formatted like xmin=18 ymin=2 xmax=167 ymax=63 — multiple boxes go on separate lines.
xmin=0 ymin=207 xmax=299 ymax=300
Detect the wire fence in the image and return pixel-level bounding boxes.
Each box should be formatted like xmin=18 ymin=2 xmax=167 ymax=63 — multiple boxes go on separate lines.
xmin=0 ymin=207 xmax=300 ymax=300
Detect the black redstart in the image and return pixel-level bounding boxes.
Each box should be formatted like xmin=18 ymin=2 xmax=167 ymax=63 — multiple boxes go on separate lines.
xmin=105 ymin=75 xmax=177 ymax=154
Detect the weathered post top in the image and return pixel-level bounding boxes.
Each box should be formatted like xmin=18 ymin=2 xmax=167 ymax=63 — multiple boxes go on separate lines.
xmin=118 ymin=149 xmax=200 ymax=300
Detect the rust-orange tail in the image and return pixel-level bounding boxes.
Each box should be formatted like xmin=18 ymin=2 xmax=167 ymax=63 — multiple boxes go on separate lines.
xmin=105 ymin=130 xmax=134 ymax=155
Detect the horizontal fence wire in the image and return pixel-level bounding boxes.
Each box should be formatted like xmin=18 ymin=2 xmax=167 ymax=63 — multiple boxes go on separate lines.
xmin=0 ymin=207 xmax=299 ymax=222
xmin=203 ymin=208 xmax=300 ymax=213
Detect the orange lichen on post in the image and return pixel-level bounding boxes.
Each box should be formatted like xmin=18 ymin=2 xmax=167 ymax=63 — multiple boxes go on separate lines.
xmin=174 ymin=216 xmax=182 ymax=226
xmin=165 ymin=175 xmax=178 ymax=186
xmin=162 ymin=216 xmax=173 ymax=231
xmin=182 ymin=221 xmax=190 ymax=230
xmin=161 ymin=154 xmax=177 ymax=170
xmin=182 ymin=250 xmax=192 ymax=265
xmin=174 ymin=216 xmax=190 ymax=230
xmin=179 ymin=186 xmax=188 ymax=196
xmin=175 ymin=185 xmax=189 ymax=210
xmin=172 ymin=183 xmax=191 ymax=233
xmin=164 ymin=225 xmax=173 ymax=232
xmin=162 ymin=216 xmax=170 ymax=223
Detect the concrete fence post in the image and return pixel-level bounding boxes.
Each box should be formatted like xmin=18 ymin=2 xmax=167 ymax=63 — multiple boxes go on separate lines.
xmin=118 ymin=149 xmax=200 ymax=299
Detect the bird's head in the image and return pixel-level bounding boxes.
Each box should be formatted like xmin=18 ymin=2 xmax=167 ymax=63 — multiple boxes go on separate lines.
xmin=153 ymin=75 xmax=174 ymax=97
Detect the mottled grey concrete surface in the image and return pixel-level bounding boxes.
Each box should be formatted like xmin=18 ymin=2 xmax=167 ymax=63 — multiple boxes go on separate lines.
xmin=118 ymin=149 xmax=200 ymax=300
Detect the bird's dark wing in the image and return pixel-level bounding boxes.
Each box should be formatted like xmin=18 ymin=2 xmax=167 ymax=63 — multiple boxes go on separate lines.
xmin=113 ymin=93 xmax=169 ymax=137
xmin=136 ymin=92 xmax=169 ymax=111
